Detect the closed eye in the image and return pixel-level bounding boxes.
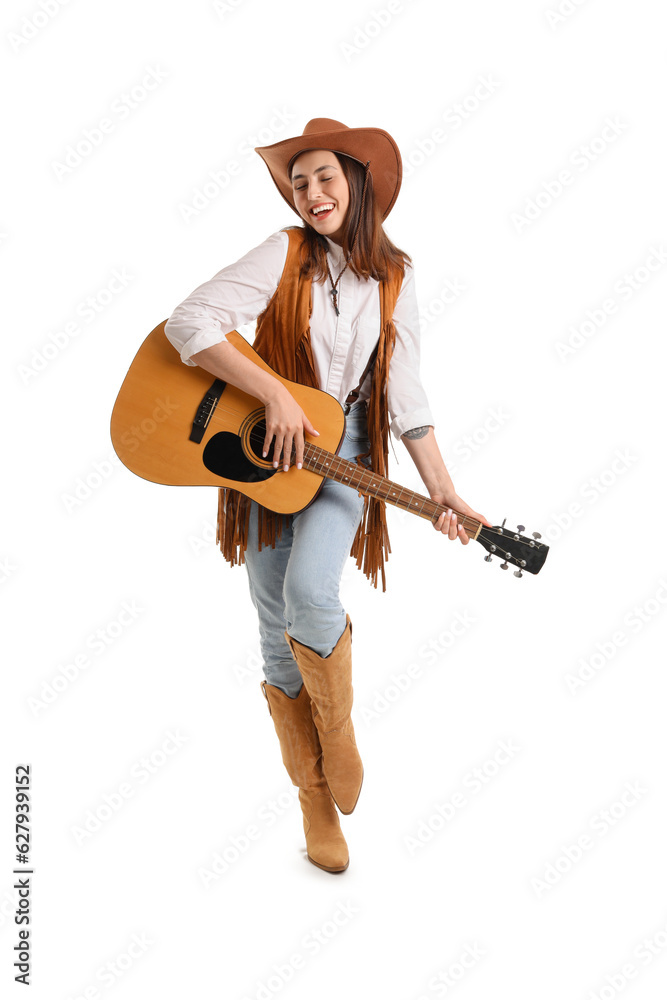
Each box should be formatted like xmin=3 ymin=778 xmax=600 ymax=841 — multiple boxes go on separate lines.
xmin=294 ymin=176 xmax=333 ymax=190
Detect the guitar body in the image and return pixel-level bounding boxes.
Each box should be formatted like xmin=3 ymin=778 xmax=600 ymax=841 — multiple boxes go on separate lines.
xmin=110 ymin=321 xmax=345 ymax=514
xmin=111 ymin=320 xmax=549 ymax=576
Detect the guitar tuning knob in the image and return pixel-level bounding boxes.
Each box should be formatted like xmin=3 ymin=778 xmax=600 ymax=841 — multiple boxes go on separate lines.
xmin=500 ymin=560 xmax=509 ymax=570
xmin=514 ymin=568 xmax=524 ymax=578
xmin=532 ymin=531 xmax=542 ymax=540
xmin=484 ymin=554 xmax=493 ymax=562
xmin=517 ymin=524 xmax=525 ymax=533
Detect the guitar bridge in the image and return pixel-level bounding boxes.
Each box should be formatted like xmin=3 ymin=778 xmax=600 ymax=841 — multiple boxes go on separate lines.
xmin=189 ymin=379 xmax=226 ymax=443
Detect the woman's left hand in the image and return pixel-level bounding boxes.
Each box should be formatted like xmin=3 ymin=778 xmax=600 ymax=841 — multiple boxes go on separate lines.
xmin=430 ymin=492 xmax=492 ymax=544
xmin=398 ymin=427 xmax=492 ymax=544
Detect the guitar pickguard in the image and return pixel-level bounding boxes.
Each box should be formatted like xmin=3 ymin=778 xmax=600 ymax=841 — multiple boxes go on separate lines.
xmin=202 ymin=432 xmax=278 ymax=484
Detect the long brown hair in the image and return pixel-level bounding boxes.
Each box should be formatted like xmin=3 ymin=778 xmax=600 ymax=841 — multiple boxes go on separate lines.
xmin=287 ymin=152 xmax=411 ymax=284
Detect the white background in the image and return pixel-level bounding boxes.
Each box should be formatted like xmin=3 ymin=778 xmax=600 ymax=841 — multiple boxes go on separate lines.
xmin=3 ymin=0 xmax=667 ymax=997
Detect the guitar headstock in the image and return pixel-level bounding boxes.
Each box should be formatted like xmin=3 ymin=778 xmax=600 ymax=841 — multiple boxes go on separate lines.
xmin=475 ymin=520 xmax=549 ymax=576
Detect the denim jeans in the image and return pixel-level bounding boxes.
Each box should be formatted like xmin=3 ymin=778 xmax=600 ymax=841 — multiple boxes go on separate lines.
xmin=244 ymin=403 xmax=370 ymax=697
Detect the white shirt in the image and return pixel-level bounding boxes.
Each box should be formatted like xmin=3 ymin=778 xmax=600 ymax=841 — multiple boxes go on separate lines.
xmin=164 ymin=229 xmax=434 ymax=439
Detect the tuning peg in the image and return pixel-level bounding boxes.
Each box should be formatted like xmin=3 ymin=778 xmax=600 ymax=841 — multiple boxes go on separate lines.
xmin=532 ymin=531 xmax=542 ymax=540
xmin=517 ymin=524 xmax=525 ymax=532
xmin=484 ymin=553 xmax=493 ymax=562
xmin=514 ymin=568 xmax=524 ymax=578
xmin=500 ymin=560 xmax=509 ymax=570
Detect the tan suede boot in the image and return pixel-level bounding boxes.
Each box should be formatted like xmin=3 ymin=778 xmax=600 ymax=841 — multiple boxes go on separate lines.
xmin=284 ymin=617 xmax=363 ymax=815
xmin=261 ymin=681 xmax=349 ymax=873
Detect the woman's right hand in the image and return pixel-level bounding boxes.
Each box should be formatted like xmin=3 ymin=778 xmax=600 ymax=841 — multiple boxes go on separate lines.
xmin=189 ymin=342 xmax=319 ymax=472
xmin=262 ymin=383 xmax=319 ymax=472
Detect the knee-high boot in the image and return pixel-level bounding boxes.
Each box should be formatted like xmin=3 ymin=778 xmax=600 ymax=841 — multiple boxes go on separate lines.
xmin=261 ymin=681 xmax=349 ymax=873
xmin=284 ymin=616 xmax=363 ymax=815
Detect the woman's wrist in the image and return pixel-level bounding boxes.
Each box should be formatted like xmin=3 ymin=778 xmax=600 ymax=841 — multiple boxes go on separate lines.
xmin=256 ymin=375 xmax=288 ymax=407
xmin=401 ymin=426 xmax=456 ymax=498
xmin=426 ymin=476 xmax=456 ymax=499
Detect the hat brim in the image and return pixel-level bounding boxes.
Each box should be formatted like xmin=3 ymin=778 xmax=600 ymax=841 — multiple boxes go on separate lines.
xmin=255 ymin=125 xmax=402 ymax=221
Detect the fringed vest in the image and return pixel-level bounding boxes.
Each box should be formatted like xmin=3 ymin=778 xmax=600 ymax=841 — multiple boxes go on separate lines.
xmin=216 ymin=226 xmax=404 ymax=590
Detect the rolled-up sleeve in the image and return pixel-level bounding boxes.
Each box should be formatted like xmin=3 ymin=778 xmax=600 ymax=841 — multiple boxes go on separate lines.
xmin=387 ymin=264 xmax=435 ymax=439
xmin=164 ymin=230 xmax=289 ymax=366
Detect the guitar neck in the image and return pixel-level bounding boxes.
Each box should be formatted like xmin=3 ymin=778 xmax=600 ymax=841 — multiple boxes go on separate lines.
xmin=302 ymin=442 xmax=482 ymax=539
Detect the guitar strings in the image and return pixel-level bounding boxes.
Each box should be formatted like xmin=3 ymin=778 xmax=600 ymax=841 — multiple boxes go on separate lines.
xmin=198 ymin=403 xmax=478 ymax=525
xmin=178 ymin=396 xmax=482 ymax=531
xmin=195 ymin=405 xmax=537 ymax=545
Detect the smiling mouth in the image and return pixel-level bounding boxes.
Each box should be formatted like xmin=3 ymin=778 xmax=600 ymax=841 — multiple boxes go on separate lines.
xmin=310 ymin=203 xmax=335 ymax=219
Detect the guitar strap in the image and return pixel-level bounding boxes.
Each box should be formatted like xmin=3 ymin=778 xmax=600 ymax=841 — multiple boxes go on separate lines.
xmin=344 ymin=343 xmax=378 ymax=413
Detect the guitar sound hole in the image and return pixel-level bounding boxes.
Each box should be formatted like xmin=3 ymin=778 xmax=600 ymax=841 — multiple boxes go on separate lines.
xmin=247 ymin=418 xmax=275 ymax=463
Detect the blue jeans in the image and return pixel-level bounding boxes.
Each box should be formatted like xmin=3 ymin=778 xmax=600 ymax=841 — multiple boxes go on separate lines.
xmin=244 ymin=403 xmax=370 ymax=697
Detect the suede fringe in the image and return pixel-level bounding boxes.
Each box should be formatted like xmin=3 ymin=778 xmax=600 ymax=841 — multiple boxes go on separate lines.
xmin=216 ymin=228 xmax=403 ymax=589
xmin=216 ymin=489 xmax=286 ymax=567
xmin=348 ymin=279 xmax=397 ymax=589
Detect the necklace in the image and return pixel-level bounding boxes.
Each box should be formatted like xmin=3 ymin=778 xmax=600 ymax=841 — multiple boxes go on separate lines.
xmin=325 ymin=255 xmax=347 ymax=317
xmin=323 ymin=160 xmax=371 ymax=317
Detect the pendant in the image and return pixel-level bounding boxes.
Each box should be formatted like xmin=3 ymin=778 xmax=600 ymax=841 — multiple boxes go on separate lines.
xmin=330 ymin=287 xmax=340 ymax=316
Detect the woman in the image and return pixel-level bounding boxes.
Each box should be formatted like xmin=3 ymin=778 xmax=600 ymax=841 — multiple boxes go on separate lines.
xmin=164 ymin=118 xmax=489 ymax=874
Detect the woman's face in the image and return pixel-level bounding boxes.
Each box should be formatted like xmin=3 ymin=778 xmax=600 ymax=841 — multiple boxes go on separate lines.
xmin=290 ymin=149 xmax=350 ymax=245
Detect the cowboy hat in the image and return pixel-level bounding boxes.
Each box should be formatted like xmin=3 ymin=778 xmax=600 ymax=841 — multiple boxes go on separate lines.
xmin=254 ymin=117 xmax=402 ymax=220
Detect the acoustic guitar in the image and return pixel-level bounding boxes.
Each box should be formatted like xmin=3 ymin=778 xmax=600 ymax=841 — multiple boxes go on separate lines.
xmin=110 ymin=321 xmax=549 ymax=577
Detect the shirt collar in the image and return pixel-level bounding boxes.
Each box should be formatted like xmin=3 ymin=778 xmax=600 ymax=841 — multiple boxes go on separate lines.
xmin=323 ymin=235 xmax=346 ymax=264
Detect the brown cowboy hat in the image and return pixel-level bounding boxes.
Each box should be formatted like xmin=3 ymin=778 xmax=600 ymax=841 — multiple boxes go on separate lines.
xmin=255 ymin=117 xmax=402 ymax=220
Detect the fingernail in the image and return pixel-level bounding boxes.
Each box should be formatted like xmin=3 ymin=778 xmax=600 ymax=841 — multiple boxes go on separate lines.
xmin=263 ymin=451 xmax=267 ymax=458
xmin=273 ymin=461 xmax=278 ymax=468
xmin=297 ymin=462 xmax=302 ymax=470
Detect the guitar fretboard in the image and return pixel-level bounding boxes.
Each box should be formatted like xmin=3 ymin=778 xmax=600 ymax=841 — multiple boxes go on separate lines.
xmin=302 ymin=442 xmax=481 ymax=539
